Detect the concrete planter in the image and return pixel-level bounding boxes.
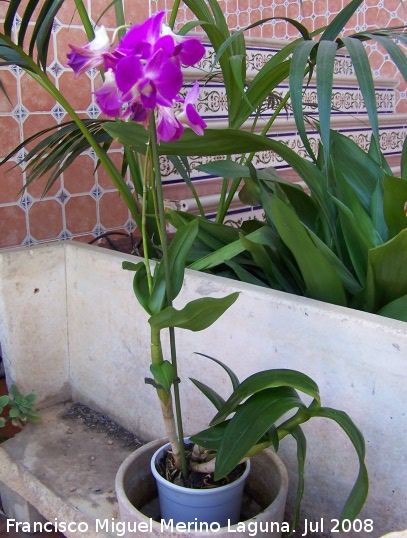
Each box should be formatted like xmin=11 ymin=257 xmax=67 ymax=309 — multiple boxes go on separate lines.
xmin=115 ymin=438 xmax=289 ymax=538
xmin=0 ymin=242 xmax=406 ymax=535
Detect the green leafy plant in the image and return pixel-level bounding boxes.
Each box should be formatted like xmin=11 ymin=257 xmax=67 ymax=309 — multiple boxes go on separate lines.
xmin=0 ymin=385 xmax=41 ymax=431
xmin=190 ymin=354 xmax=368 ymax=530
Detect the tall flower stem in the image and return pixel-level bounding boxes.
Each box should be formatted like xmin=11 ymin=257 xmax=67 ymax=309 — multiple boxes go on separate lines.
xmin=148 ymin=112 xmax=188 ymax=479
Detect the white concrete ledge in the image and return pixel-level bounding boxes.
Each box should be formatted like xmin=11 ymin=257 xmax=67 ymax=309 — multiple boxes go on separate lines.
xmin=0 ymin=241 xmax=406 ymax=535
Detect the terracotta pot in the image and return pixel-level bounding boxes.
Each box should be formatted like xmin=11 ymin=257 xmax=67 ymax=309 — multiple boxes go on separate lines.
xmin=116 ymin=438 xmax=289 ymax=537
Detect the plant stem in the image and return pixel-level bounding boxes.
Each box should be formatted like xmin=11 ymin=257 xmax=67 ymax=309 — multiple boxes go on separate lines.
xmin=148 ymin=113 xmax=188 ymax=479
xmin=168 ymin=0 xmax=182 ymax=30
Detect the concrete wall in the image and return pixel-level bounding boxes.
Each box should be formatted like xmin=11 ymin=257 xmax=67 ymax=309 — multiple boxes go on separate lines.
xmin=0 ymin=241 xmax=406 ymax=535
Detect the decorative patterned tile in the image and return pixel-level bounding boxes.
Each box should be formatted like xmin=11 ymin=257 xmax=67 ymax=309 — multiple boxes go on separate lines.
xmin=12 ymin=105 xmax=28 ymax=123
xmin=19 ymin=193 xmax=33 ymax=210
xmin=51 ymin=103 xmax=66 ymax=121
xmin=49 ymin=61 xmax=64 ymax=78
xmin=56 ymin=189 xmax=69 ymax=205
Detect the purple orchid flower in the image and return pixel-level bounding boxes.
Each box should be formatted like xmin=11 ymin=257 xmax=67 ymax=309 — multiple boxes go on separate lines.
xmin=161 ymin=25 xmax=206 ymax=67
xmin=157 ymin=106 xmax=184 ymax=142
xmin=115 ymin=48 xmax=183 ymax=110
xmin=68 ymin=12 xmax=207 ymax=143
xmin=67 ymin=27 xmax=110 ymax=78
xmin=176 ymin=81 xmax=207 ymax=136
xmin=94 ymin=70 xmax=124 ymax=118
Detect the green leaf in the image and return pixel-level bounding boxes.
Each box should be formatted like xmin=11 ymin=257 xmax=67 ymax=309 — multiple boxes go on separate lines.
xmin=149 ymin=293 xmax=239 ymax=332
xmin=211 ymin=369 xmax=320 ymax=426
xmin=214 ymin=387 xmax=307 ymax=479
xmin=320 ymin=0 xmax=364 ymax=41
xmin=189 ymin=379 xmax=226 ymax=411
xmin=272 ymin=196 xmax=347 ymax=306
xmin=194 ymin=352 xmax=240 ymax=390
xmin=150 ymin=361 xmax=176 ymax=392
xmin=341 ymin=37 xmax=379 ymax=152
xmin=290 ymin=40 xmax=318 ymax=161
xmin=290 ymin=427 xmax=307 ymax=533
xmin=383 ymin=174 xmax=407 ymax=239
xmin=122 ymin=261 xmax=140 ymax=272
xmin=0 ymin=395 xmax=9 ymax=409
xmin=377 ymin=294 xmax=407 ymax=322
xmin=332 ymin=197 xmax=373 ymax=285
xmin=132 ymin=262 xmax=152 ymax=314
xmin=316 ymin=40 xmax=338 ymax=166
xmin=313 ymin=407 xmax=368 ymax=523
xmin=361 ymin=229 xmax=407 ymax=313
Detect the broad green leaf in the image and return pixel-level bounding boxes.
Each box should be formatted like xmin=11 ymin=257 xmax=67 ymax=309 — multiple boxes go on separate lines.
xmin=272 ymin=196 xmax=347 ymax=306
xmin=214 ymin=387 xmax=307 ymax=479
xmin=307 ymin=229 xmax=362 ymax=295
xmin=332 ymin=197 xmax=373 ymax=285
xmin=150 ymin=361 xmax=176 ymax=392
xmin=148 ymin=220 xmax=199 ymax=313
xmin=361 ymin=229 xmax=407 ymax=313
xmin=383 ymin=175 xmax=407 ymax=239
xmin=329 ymin=130 xmax=385 ymax=212
xmin=313 ymin=407 xmax=368 ymax=523
xmin=377 ymin=294 xmax=407 ymax=322
xmin=190 ymin=421 xmax=231 ymax=451
xmin=149 ymin=293 xmax=239 ymax=332
xmin=211 ymin=369 xmax=320 ymax=426
xmin=132 ymin=263 xmax=152 ymax=314
xmin=333 ymin=168 xmax=382 ymax=248
xmin=239 ymin=233 xmax=281 ymax=289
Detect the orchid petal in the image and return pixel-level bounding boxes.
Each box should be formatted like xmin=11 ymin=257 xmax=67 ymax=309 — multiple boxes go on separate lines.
xmin=157 ymin=106 xmax=184 ymax=143
xmin=94 ymin=70 xmax=123 ymax=117
xmin=115 ymin=55 xmax=143 ymax=94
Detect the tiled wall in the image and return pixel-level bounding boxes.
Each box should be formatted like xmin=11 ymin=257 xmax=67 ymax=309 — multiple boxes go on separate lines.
xmin=0 ymin=0 xmax=406 ymax=249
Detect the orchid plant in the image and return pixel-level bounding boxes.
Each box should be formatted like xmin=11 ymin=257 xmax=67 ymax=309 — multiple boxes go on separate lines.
xmin=66 ymin=10 xmax=240 ymax=478
xmin=0 ymin=1 xmax=370 ymax=531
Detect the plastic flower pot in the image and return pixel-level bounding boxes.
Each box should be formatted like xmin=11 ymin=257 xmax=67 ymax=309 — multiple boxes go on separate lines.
xmin=150 ymin=439 xmax=250 ymax=527
xmin=116 ymin=438 xmax=289 ymax=538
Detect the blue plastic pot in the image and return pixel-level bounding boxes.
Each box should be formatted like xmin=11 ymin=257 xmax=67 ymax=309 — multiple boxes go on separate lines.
xmin=151 ymin=440 xmax=250 ymax=527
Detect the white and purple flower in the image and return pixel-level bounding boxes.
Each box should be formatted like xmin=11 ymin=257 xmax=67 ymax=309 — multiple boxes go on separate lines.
xmin=67 ymin=12 xmax=206 ymax=142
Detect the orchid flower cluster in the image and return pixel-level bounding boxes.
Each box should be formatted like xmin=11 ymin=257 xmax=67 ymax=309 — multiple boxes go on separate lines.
xmin=67 ymin=11 xmax=207 ymax=143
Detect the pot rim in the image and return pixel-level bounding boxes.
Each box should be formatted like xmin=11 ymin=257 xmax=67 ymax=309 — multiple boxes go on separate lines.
xmin=150 ymin=438 xmax=251 ymax=495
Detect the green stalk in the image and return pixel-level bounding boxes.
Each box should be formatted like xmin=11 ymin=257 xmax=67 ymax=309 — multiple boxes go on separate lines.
xmin=73 ymin=0 xmax=95 ymax=40
xmin=148 ymin=113 xmax=188 ymax=479
xmin=168 ymin=0 xmax=182 ymax=30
